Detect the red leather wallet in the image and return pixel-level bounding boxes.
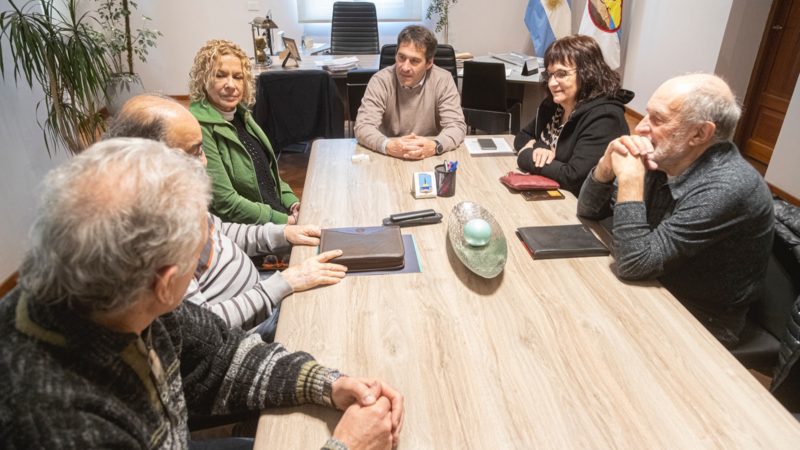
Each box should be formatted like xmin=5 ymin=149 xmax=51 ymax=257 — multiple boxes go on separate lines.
xmin=499 ymin=171 xmax=560 ymax=191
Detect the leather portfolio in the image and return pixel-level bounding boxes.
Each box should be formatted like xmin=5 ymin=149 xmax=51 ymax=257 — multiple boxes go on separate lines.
xmin=319 ymin=226 xmax=405 ymax=272
xmin=499 ymin=171 xmax=560 ymax=191
xmin=516 ymin=224 xmax=610 ymax=259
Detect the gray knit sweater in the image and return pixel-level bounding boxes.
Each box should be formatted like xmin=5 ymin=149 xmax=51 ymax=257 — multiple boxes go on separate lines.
xmin=0 ymin=288 xmax=341 ymax=449
xmin=577 ymin=142 xmax=774 ymax=347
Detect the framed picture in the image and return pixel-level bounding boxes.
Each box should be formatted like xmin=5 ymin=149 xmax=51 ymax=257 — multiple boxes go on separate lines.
xmin=281 ymin=36 xmax=302 ymax=68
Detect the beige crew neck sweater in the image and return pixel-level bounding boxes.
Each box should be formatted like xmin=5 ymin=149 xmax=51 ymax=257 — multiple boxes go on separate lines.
xmin=354 ymin=64 xmax=466 ymax=153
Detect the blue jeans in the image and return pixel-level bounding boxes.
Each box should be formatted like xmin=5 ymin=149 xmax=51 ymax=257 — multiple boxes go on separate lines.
xmin=251 ymin=302 xmax=281 ymax=343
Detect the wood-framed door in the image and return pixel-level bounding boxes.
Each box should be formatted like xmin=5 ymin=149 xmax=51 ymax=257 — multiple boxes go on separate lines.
xmin=736 ymin=0 xmax=800 ymax=172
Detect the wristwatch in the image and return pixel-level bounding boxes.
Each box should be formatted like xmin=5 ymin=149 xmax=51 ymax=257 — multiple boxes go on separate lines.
xmin=434 ymin=140 xmax=444 ymax=155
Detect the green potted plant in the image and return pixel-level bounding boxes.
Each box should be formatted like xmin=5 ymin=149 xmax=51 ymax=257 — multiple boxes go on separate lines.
xmin=426 ymin=0 xmax=457 ymax=44
xmin=94 ymin=0 xmax=161 ymax=114
xmin=0 ymin=0 xmax=112 ymax=154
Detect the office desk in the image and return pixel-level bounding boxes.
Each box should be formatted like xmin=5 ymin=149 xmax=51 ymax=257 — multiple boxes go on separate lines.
xmin=255 ymin=138 xmax=800 ymax=448
xmin=256 ymin=54 xmax=379 ymax=79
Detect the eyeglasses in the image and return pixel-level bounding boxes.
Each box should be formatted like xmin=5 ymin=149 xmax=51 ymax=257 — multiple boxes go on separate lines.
xmin=541 ymin=68 xmax=577 ymax=83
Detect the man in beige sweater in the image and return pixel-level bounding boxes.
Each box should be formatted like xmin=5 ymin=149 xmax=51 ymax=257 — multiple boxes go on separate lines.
xmin=354 ymin=25 xmax=466 ymax=160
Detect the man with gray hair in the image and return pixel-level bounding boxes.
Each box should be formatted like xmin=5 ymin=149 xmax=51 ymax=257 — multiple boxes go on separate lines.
xmin=0 ymin=139 xmax=403 ymax=448
xmin=105 ymin=94 xmax=347 ymax=342
xmin=577 ymin=74 xmax=773 ymax=348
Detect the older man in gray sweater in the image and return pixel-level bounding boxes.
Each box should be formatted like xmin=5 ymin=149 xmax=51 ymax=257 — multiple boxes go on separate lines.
xmin=355 ymin=25 xmax=466 ymax=160
xmin=0 ymin=139 xmax=403 ymax=449
xmin=577 ymin=74 xmax=773 ymax=348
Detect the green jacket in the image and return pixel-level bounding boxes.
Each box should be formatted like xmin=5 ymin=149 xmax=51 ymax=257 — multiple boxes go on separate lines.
xmin=190 ymin=101 xmax=299 ymax=224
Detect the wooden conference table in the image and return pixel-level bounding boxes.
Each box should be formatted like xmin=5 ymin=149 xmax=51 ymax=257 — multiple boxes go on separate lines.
xmin=255 ymin=138 xmax=800 ymax=449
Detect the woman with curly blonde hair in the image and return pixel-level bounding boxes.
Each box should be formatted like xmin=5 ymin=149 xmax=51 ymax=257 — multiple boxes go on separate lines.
xmin=189 ymin=39 xmax=300 ymax=225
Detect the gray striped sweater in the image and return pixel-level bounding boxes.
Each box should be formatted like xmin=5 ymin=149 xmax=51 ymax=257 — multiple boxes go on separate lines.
xmin=185 ymin=213 xmax=292 ymax=330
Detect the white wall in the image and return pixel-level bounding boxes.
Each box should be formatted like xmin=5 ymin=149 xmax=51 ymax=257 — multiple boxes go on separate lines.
xmin=0 ymin=0 xmax=69 ymax=280
xmin=133 ymin=0 xmax=533 ymax=95
xmin=715 ymin=0 xmax=771 ymax=102
xmin=766 ymin=80 xmax=800 ymax=197
xmin=622 ymin=0 xmax=734 ymax=113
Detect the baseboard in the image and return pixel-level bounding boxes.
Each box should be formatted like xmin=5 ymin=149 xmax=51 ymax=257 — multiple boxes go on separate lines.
xmin=769 ymin=183 xmax=800 ymax=206
xmin=0 ymin=271 xmax=18 ymax=298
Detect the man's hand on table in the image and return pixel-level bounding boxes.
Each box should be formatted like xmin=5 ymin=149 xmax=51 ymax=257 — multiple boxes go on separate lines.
xmin=331 ymin=377 xmax=404 ymax=448
xmin=386 ymin=134 xmax=437 ymax=160
xmin=284 ymin=224 xmax=321 ymax=246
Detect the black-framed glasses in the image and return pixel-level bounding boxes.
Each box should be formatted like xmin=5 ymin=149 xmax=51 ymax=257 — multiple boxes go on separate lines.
xmin=541 ymin=68 xmax=577 ymax=83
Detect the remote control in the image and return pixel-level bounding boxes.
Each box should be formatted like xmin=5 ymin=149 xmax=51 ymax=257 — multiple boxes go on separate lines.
xmin=389 ymin=209 xmax=437 ymax=222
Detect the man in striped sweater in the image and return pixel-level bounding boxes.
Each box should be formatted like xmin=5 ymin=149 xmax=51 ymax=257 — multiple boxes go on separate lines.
xmin=0 ymin=139 xmax=403 ymax=448
xmin=105 ymin=95 xmax=347 ymax=340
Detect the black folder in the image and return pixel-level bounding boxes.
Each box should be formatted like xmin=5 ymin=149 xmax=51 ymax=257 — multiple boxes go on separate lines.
xmin=516 ymin=224 xmax=610 ymax=260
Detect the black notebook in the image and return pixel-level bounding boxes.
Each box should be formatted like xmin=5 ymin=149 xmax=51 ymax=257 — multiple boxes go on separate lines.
xmin=516 ymin=224 xmax=610 ymax=260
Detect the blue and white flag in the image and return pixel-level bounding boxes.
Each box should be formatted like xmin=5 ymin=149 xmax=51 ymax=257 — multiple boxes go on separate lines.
xmin=524 ymin=0 xmax=572 ymax=58
xmin=579 ymin=0 xmax=623 ymax=69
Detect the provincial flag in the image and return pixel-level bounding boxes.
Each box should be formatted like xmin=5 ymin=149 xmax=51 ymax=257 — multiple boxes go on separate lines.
xmin=524 ymin=0 xmax=572 ymax=58
xmin=579 ymin=0 xmax=623 ymax=70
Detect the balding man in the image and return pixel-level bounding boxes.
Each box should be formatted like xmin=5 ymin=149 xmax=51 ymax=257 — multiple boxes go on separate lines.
xmin=0 ymin=139 xmax=402 ymax=448
xmin=105 ymin=95 xmax=347 ymax=341
xmin=577 ymin=74 xmax=773 ymax=348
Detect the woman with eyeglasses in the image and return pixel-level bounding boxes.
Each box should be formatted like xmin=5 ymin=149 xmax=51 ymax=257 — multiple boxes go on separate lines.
xmin=514 ymin=35 xmax=634 ymax=195
xmin=189 ymin=39 xmax=300 ymax=225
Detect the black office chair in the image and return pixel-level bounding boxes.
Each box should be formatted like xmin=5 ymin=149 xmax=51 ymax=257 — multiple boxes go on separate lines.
xmin=731 ymin=197 xmax=800 ymax=372
xmin=772 ymin=297 xmax=800 ymax=415
xmin=345 ymin=68 xmax=377 ymax=135
xmin=433 ymin=44 xmax=457 ymax=81
xmin=378 ymin=43 xmax=458 ymax=82
xmin=330 ymin=1 xmax=379 ymax=55
xmin=461 ymin=60 xmax=521 ymax=134
xmin=378 ymin=43 xmax=396 ymax=69
xmin=769 ymin=198 xmax=800 ymax=414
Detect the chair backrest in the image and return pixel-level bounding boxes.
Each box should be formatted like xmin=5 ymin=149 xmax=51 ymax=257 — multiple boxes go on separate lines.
xmin=434 ymin=44 xmax=457 ymax=81
xmin=330 ymin=1 xmax=379 ymax=55
xmin=769 ymin=198 xmax=800 ymax=412
xmin=771 ymin=297 xmax=800 ymax=413
xmin=461 ymin=61 xmax=507 ymax=112
xmin=379 ymin=44 xmax=457 ymax=81
xmin=346 ymin=68 xmax=377 ymax=122
xmin=732 ymin=197 xmax=800 ymax=370
xmin=379 ymin=43 xmax=396 ymax=69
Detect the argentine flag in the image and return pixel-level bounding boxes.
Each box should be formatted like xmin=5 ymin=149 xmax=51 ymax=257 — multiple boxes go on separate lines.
xmin=579 ymin=0 xmax=623 ymax=70
xmin=524 ymin=0 xmax=572 ymax=58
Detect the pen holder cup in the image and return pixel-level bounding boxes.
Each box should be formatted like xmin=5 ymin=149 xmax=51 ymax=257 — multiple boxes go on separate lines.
xmin=435 ymin=164 xmax=457 ymax=197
